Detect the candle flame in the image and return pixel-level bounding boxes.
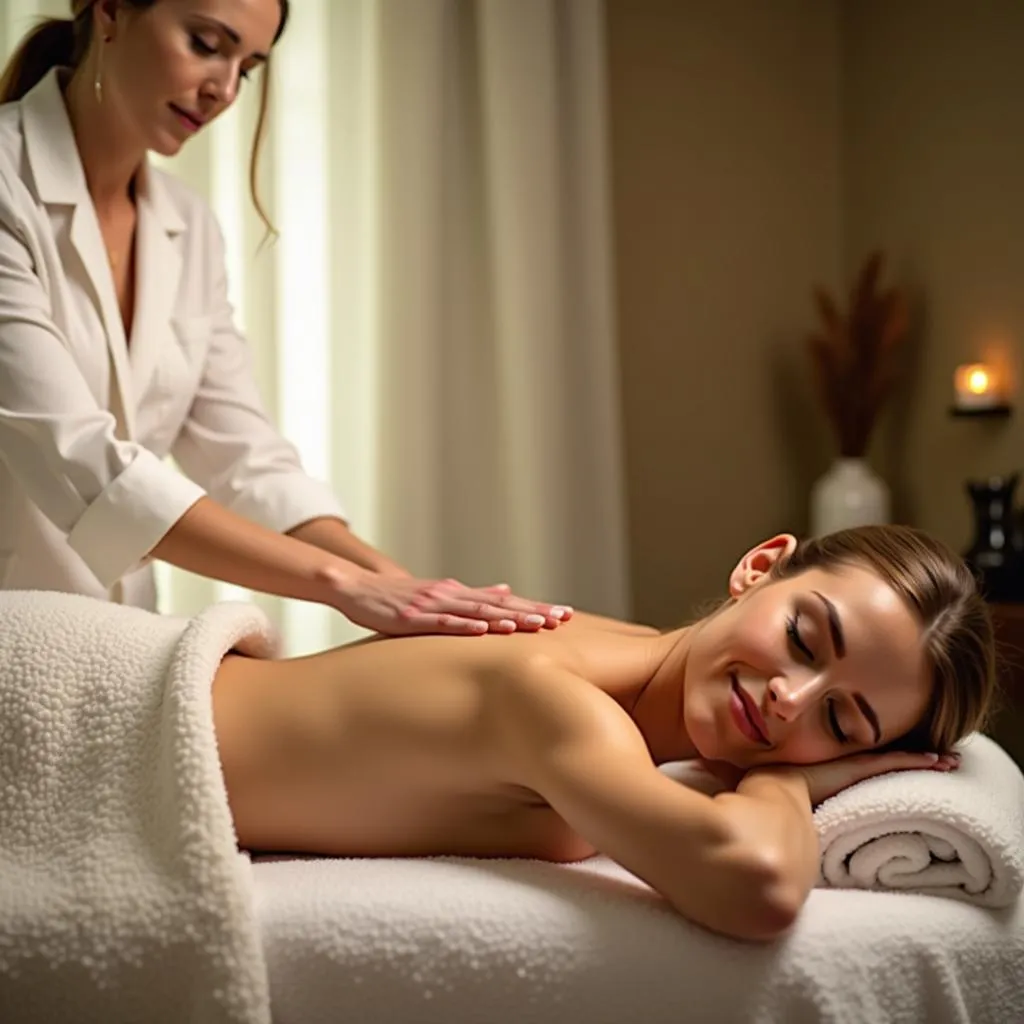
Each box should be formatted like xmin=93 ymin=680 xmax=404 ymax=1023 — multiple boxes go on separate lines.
xmin=967 ymin=368 xmax=991 ymax=395
xmin=955 ymin=362 xmax=1000 ymax=401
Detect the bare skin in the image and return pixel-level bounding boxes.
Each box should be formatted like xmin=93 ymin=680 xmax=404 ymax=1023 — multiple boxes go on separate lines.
xmin=211 ymin=537 xmax=957 ymax=940
xmin=213 ymin=614 xmax=669 ymax=863
xmin=103 ymin=205 xmax=137 ymax=338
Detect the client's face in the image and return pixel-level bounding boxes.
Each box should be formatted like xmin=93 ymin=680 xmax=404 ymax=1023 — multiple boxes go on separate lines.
xmin=681 ymin=563 xmax=932 ymax=768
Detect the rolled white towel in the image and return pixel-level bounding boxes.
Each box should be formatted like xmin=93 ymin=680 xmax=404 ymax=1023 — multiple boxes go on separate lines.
xmin=813 ymin=732 xmax=1024 ymax=907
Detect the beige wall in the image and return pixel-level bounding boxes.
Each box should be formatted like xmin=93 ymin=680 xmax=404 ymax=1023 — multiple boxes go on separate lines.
xmin=606 ymin=1 xmax=844 ymax=626
xmin=842 ymin=0 xmax=1024 ymax=551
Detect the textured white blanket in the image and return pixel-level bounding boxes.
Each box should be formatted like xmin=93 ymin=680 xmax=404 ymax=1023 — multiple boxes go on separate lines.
xmin=0 ymin=590 xmax=278 ymax=1024
xmin=255 ymin=857 xmax=1024 ymax=1024
xmin=814 ymin=732 xmax=1024 ymax=907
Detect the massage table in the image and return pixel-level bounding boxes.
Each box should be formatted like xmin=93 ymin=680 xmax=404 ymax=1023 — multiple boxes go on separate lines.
xmin=252 ymin=750 xmax=1024 ymax=1024
xmin=253 ymin=853 xmax=1024 ymax=1024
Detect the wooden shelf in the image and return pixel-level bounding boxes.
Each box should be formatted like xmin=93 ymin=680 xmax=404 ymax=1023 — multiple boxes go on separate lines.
xmin=985 ymin=603 xmax=1024 ymax=768
xmin=989 ymin=602 xmax=1024 ymax=620
xmin=949 ymin=404 xmax=1012 ymax=419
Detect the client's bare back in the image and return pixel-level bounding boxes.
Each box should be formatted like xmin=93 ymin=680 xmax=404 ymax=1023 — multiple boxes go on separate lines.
xmin=211 ymin=619 xmax=657 ymax=861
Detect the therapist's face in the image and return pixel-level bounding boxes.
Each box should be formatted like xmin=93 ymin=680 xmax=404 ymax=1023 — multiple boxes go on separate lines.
xmin=94 ymin=0 xmax=283 ymax=156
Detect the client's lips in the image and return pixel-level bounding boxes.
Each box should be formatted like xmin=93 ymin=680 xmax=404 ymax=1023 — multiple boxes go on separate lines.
xmin=731 ymin=675 xmax=770 ymax=745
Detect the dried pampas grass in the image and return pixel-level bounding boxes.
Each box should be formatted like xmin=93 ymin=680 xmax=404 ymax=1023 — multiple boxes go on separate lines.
xmin=807 ymin=251 xmax=911 ymax=458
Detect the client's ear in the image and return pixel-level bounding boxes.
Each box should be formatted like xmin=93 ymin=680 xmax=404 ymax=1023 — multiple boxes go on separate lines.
xmin=728 ymin=534 xmax=798 ymax=597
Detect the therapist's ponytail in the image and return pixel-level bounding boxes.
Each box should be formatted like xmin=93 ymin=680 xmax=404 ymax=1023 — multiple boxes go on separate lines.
xmin=0 ymin=18 xmax=82 ymax=104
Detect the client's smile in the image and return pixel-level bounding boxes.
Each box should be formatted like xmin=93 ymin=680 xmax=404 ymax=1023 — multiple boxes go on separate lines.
xmin=732 ymin=674 xmax=770 ymax=745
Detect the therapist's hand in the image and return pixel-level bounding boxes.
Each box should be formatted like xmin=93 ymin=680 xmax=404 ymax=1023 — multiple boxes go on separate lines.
xmin=322 ymin=568 xmax=573 ymax=636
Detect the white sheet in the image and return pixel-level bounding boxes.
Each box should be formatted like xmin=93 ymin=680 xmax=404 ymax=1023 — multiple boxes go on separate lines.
xmin=254 ymin=854 xmax=1024 ymax=1024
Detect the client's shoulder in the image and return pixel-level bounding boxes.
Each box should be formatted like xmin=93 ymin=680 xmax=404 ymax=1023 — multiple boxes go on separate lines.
xmin=489 ymin=648 xmax=643 ymax=758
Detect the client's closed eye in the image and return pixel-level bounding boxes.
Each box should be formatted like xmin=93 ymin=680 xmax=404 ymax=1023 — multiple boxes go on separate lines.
xmin=786 ymin=613 xmax=815 ymax=663
xmin=826 ymin=697 xmax=849 ymax=744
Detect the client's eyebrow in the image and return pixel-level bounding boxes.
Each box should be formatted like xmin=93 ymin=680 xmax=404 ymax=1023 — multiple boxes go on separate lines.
xmin=812 ymin=590 xmax=846 ymax=658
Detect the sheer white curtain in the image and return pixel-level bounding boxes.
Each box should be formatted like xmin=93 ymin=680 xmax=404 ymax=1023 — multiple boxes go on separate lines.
xmin=2 ymin=0 xmax=630 ymax=654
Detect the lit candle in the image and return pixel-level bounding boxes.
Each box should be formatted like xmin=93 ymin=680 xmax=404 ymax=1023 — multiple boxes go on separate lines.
xmin=954 ymin=363 xmax=1002 ymax=410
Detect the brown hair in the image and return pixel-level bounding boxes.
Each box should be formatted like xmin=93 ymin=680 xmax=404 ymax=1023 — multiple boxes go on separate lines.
xmin=0 ymin=0 xmax=290 ymax=233
xmin=770 ymin=524 xmax=997 ymax=753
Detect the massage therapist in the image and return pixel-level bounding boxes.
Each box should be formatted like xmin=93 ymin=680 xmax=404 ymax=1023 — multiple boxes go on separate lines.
xmin=0 ymin=0 xmax=569 ymax=636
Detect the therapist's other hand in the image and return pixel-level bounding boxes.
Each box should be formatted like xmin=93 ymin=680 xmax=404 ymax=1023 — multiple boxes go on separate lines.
xmin=323 ymin=569 xmax=573 ymax=636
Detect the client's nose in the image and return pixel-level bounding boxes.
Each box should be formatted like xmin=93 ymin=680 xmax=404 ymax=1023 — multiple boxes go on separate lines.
xmin=766 ymin=671 xmax=828 ymax=721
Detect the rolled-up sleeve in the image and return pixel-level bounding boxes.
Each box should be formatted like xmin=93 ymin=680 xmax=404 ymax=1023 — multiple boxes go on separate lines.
xmin=171 ymin=217 xmax=347 ymax=534
xmin=0 ymin=178 xmax=205 ymax=588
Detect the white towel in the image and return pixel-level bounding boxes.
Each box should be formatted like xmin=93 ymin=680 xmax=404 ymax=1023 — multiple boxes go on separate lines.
xmin=813 ymin=732 xmax=1024 ymax=907
xmin=0 ymin=590 xmax=279 ymax=1024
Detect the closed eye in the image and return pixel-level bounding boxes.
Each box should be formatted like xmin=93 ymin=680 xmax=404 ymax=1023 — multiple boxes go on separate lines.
xmin=190 ymin=33 xmax=253 ymax=82
xmin=190 ymin=33 xmax=219 ymax=56
xmin=785 ymin=613 xmax=815 ymax=663
xmin=826 ymin=697 xmax=849 ymax=744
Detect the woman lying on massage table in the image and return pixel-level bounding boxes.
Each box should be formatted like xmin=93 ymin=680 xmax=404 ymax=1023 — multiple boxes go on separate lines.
xmin=211 ymin=524 xmax=996 ymax=942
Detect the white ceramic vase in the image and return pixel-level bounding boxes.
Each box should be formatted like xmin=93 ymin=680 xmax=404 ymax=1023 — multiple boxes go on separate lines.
xmin=810 ymin=458 xmax=890 ymax=537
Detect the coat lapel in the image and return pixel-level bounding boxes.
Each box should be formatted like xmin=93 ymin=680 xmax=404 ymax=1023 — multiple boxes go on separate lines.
xmin=19 ymin=71 xmax=184 ymax=440
xmin=129 ymin=162 xmax=185 ymax=405
xmin=64 ymin=203 xmax=136 ymax=433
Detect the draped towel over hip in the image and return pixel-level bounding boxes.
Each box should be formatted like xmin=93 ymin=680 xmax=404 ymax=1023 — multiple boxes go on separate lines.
xmin=0 ymin=590 xmax=279 ymax=1024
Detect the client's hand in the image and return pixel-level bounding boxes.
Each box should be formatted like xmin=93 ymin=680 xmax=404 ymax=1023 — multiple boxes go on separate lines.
xmin=784 ymin=749 xmax=960 ymax=807
xmin=323 ymin=569 xmax=573 ymax=636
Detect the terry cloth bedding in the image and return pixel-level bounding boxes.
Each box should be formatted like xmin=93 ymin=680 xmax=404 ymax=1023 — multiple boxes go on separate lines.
xmin=253 ymin=854 xmax=1024 ymax=1024
xmin=0 ymin=590 xmax=277 ymax=1024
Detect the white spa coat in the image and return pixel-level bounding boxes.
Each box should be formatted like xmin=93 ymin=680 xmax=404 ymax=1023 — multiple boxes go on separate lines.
xmin=0 ymin=70 xmax=345 ymax=609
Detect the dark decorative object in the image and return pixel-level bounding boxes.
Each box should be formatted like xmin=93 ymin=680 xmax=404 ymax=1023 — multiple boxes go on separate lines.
xmin=964 ymin=474 xmax=1024 ymax=602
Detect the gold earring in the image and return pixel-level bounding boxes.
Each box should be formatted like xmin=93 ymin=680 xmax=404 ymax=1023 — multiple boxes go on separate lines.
xmin=93 ymin=37 xmax=109 ymax=105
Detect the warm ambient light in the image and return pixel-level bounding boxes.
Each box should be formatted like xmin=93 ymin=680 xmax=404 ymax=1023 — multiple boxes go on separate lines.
xmin=967 ymin=367 xmax=991 ymax=394
xmin=954 ymin=362 xmax=1005 ymax=411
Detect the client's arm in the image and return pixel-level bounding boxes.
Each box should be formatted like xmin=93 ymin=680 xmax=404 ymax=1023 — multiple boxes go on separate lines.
xmin=505 ymin=663 xmax=817 ymax=942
